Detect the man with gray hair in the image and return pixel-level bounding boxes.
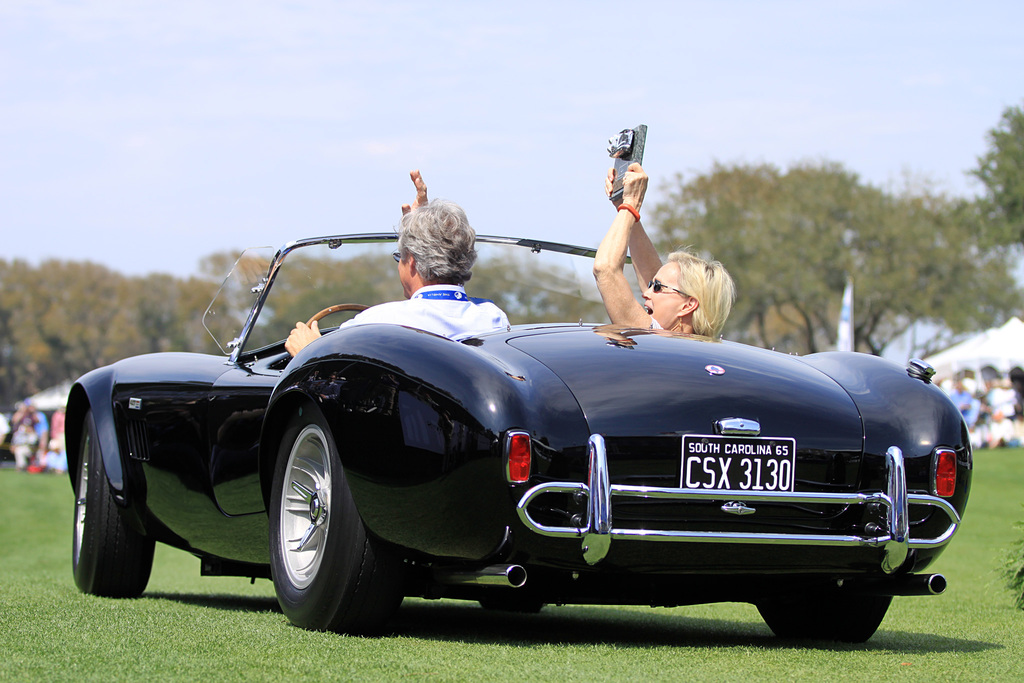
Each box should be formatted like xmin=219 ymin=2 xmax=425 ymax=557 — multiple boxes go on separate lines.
xmin=285 ymin=170 xmax=509 ymax=356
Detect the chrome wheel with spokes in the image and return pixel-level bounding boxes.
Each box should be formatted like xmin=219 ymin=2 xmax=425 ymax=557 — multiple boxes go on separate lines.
xmin=269 ymin=404 xmax=405 ymax=634
xmin=72 ymin=441 xmax=89 ymax=566
xmin=279 ymin=425 xmax=333 ymax=590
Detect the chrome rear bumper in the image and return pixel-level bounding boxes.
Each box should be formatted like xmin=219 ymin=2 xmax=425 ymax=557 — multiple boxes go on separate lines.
xmin=516 ymin=435 xmax=961 ymax=573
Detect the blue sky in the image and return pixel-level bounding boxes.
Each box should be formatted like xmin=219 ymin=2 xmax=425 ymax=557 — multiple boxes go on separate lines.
xmin=2 ymin=0 xmax=1022 ymax=277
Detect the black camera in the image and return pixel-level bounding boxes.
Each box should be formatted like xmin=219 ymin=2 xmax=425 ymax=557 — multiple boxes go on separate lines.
xmin=607 ymin=124 xmax=647 ymax=202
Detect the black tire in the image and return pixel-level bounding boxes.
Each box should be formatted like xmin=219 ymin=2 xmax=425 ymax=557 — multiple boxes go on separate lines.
xmin=269 ymin=406 xmax=405 ymax=634
xmin=72 ymin=409 xmax=155 ymax=597
xmin=756 ymin=591 xmax=892 ymax=643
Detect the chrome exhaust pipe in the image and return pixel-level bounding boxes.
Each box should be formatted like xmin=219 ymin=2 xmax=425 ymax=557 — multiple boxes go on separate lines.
xmin=434 ymin=564 xmax=527 ymax=588
xmin=912 ymin=573 xmax=947 ymax=596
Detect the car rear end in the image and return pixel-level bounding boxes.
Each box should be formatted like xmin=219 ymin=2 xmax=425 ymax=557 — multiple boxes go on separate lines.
xmin=501 ymin=327 xmax=969 ymax=596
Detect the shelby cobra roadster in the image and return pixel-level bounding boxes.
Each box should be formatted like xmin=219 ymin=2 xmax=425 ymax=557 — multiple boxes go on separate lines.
xmin=66 ymin=234 xmax=971 ymax=641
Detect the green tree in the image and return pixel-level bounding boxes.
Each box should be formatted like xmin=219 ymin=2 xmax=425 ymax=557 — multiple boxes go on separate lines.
xmin=650 ymin=161 xmax=1021 ymax=355
xmin=0 ymin=259 xmax=222 ymax=407
xmin=1 ymin=260 xmax=132 ymax=403
xmin=972 ymin=103 xmax=1024 ymax=246
xmin=470 ymin=251 xmax=608 ymax=325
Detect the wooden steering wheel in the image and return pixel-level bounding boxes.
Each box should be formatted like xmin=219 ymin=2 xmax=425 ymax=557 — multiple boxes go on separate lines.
xmin=306 ymin=303 xmax=369 ymax=326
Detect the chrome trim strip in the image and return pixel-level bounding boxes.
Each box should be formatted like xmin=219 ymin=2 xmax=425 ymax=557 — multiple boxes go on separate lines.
xmin=882 ymin=446 xmax=909 ymax=573
xmin=715 ymin=417 xmax=761 ymax=436
xmin=582 ymin=434 xmax=612 ymax=565
xmin=515 ymin=438 xmax=962 ymax=568
xmin=905 ymin=494 xmax=961 ymax=546
xmin=611 ymin=487 xmax=887 ymax=505
xmin=722 ymin=501 xmax=756 ymax=515
xmin=515 ymin=482 xmax=587 ymax=537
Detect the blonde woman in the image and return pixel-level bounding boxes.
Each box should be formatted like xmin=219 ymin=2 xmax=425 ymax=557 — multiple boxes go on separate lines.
xmin=593 ymin=163 xmax=735 ymax=337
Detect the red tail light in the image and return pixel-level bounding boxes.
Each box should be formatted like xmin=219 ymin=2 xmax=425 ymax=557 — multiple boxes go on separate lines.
xmin=505 ymin=431 xmax=532 ymax=484
xmin=934 ymin=448 xmax=956 ymax=498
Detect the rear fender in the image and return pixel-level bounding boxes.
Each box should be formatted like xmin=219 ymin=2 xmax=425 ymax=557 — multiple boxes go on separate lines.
xmin=257 ymin=387 xmax=317 ymax=510
xmin=259 ymin=325 xmax=591 ymax=494
xmin=802 ymin=352 xmax=972 ymax=512
xmin=258 ymin=324 xmax=592 ymax=560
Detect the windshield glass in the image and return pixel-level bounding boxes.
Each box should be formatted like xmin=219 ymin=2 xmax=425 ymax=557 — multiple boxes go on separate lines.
xmin=205 ymin=235 xmax=626 ymax=356
xmin=203 ymin=247 xmax=275 ymax=354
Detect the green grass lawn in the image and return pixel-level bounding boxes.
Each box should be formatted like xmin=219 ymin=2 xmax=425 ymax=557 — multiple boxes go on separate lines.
xmin=2 ymin=449 xmax=1023 ymax=682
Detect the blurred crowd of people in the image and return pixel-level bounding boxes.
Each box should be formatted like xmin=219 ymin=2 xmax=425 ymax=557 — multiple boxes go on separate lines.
xmin=944 ymin=373 xmax=1024 ymax=449
xmin=0 ymin=401 xmax=66 ymax=473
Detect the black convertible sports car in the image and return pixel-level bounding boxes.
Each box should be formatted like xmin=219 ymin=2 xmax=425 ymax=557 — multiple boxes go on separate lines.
xmin=66 ymin=234 xmax=970 ymax=642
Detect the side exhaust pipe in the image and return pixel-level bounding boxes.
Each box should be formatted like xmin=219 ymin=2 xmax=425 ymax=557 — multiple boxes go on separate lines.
xmin=434 ymin=564 xmax=528 ymax=588
xmin=899 ymin=573 xmax=947 ymax=596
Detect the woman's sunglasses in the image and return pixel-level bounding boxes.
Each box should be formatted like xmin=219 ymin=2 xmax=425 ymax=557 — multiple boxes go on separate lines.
xmin=648 ymin=279 xmax=689 ymax=297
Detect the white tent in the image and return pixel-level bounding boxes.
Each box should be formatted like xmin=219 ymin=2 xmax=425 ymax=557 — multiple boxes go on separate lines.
xmin=924 ymin=317 xmax=1024 ymax=382
xmin=25 ymin=381 xmax=73 ymax=413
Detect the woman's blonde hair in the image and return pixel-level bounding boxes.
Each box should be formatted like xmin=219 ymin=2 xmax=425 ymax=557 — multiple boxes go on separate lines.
xmin=667 ymin=247 xmax=736 ymax=338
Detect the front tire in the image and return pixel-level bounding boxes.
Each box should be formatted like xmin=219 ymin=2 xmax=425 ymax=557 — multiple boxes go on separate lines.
xmin=756 ymin=591 xmax=892 ymax=643
xmin=72 ymin=409 xmax=154 ymax=597
xmin=269 ymin=406 xmax=404 ymax=634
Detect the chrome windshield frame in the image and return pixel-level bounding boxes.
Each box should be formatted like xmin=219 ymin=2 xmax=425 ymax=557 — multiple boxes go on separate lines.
xmin=225 ymin=233 xmax=602 ymax=364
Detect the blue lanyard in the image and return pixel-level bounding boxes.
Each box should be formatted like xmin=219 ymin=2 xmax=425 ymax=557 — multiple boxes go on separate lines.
xmin=412 ymin=289 xmax=493 ymax=305
xmin=414 ymin=289 xmax=469 ymax=301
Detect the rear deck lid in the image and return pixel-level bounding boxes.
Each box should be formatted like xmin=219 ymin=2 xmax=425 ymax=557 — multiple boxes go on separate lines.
xmin=507 ymin=327 xmax=865 ymax=490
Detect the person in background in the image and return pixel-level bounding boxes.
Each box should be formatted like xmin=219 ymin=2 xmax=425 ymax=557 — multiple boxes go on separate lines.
xmin=10 ymin=402 xmax=40 ymax=471
xmin=0 ymin=411 xmax=9 ymax=451
xmin=45 ymin=406 xmax=67 ymax=473
xmin=32 ymin=403 xmax=49 ymax=465
xmin=949 ymin=379 xmax=981 ymax=431
xmin=986 ymin=377 xmax=1019 ymax=448
xmin=43 ymin=438 xmax=67 ymax=473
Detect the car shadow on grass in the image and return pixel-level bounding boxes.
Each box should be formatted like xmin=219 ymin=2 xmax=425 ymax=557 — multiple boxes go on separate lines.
xmin=139 ymin=592 xmax=1000 ymax=654
xmin=145 ymin=592 xmax=280 ymax=615
xmin=388 ymin=600 xmax=1001 ymax=654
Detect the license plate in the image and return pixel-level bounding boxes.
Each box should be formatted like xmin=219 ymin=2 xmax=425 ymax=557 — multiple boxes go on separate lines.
xmin=681 ymin=434 xmax=797 ymax=492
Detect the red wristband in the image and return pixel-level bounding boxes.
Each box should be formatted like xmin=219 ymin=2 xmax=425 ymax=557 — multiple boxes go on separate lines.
xmin=618 ymin=203 xmax=641 ymax=222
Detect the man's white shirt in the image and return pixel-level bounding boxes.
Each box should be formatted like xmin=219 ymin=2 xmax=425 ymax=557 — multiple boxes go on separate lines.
xmin=337 ymin=284 xmax=509 ymax=341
